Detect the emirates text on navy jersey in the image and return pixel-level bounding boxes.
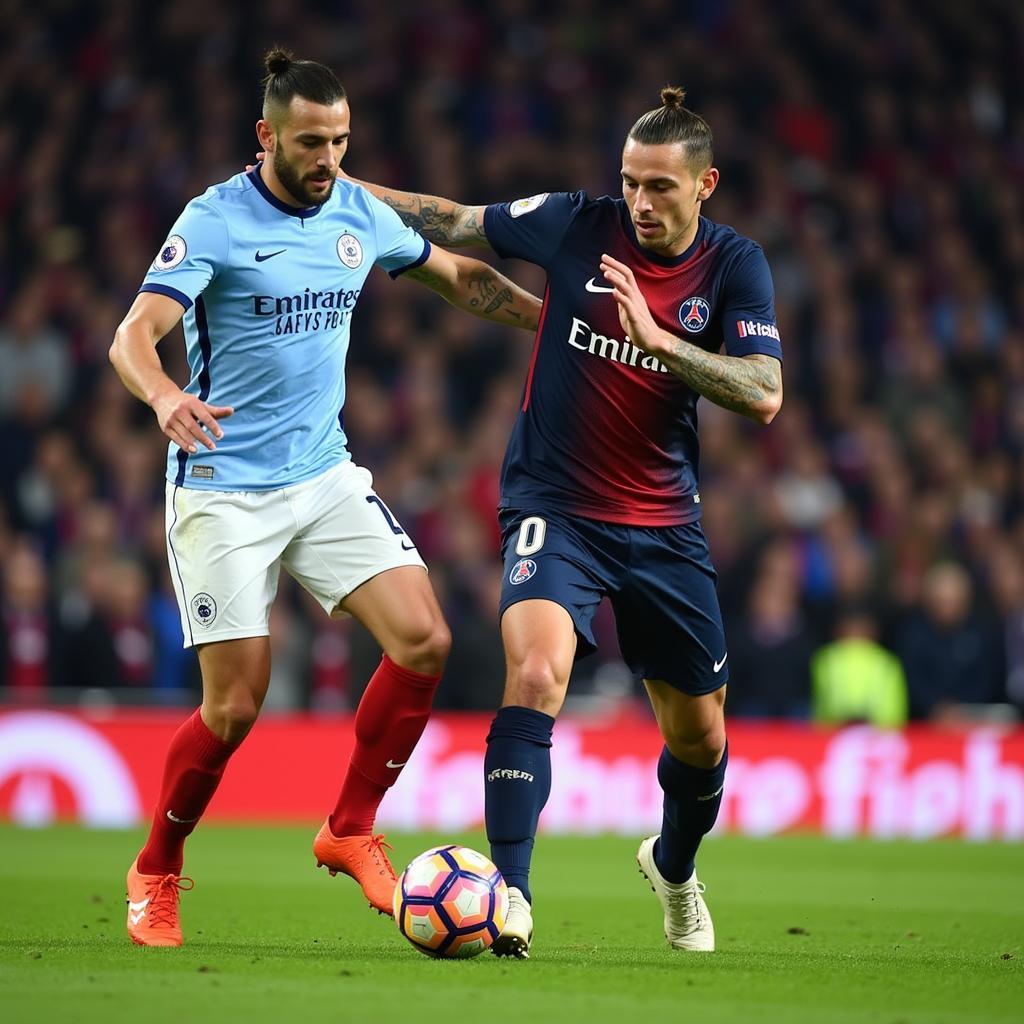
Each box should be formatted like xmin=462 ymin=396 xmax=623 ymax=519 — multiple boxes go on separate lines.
xmin=567 ymin=317 xmax=670 ymax=373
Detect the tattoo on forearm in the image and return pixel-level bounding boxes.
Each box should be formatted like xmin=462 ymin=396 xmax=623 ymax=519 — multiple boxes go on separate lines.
xmin=663 ymin=344 xmax=780 ymax=416
xmin=405 ymin=264 xmax=534 ymax=327
xmin=380 ymin=193 xmax=485 ymax=246
xmin=468 ymin=270 xmax=522 ymax=321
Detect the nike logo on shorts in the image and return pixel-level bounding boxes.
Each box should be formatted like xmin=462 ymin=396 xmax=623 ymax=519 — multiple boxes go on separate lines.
xmin=585 ymin=277 xmax=615 ymax=293
xmin=255 ymin=249 xmax=286 ymax=262
xmin=401 ymin=541 xmax=416 ymax=551
xmin=713 ymin=654 xmax=728 ymax=673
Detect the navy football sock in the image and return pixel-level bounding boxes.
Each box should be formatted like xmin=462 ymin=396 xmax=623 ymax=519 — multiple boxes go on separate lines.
xmin=484 ymin=705 xmax=554 ymax=905
xmin=654 ymin=743 xmax=728 ymax=884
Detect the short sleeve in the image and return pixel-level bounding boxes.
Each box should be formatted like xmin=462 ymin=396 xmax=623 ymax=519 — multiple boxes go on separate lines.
xmin=720 ymin=245 xmax=783 ymax=360
xmin=484 ymin=191 xmax=586 ymax=268
xmin=364 ymin=194 xmax=431 ymax=278
xmin=139 ymin=199 xmax=229 ymax=311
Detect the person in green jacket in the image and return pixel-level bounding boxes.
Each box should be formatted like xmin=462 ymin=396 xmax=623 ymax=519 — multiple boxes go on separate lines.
xmin=812 ymin=608 xmax=908 ymax=728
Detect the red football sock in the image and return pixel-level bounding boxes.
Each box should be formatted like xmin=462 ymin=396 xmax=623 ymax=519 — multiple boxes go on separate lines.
xmin=137 ymin=709 xmax=237 ymax=876
xmin=329 ymin=655 xmax=441 ymax=836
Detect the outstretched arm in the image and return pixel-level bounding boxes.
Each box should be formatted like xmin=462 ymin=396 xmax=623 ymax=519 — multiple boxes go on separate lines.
xmin=402 ymin=245 xmax=541 ymax=331
xmin=600 ymin=253 xmax=782 ymax=424
xmin=348 ymin=173 xmax=489 ymax=249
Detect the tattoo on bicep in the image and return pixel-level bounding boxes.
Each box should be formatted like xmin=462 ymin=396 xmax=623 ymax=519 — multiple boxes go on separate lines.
xmin=458 ymin=207 xmax=487 ymax=245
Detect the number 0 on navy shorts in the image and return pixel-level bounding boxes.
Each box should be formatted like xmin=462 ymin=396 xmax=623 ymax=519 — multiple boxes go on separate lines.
xmin=499 ymin=508 xmax=729 ymax=695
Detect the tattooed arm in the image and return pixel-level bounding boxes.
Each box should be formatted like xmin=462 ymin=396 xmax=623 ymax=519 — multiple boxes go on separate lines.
xmin=599 ymin=253 xmax=782 ymax=424
xmin=347 ymin=174 xmax=489 ymax=248
xmin=401 ymin=245 xmax=541 ymax=331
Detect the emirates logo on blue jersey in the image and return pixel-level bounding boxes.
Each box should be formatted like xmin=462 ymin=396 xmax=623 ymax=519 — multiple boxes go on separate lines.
xmin=679 ymin=296 xmax=710 ymax=334
xmin=509 ymin=558 xmax=537 ymax=585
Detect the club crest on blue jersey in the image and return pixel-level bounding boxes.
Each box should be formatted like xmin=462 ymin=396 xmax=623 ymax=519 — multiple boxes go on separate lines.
xmin=678 ymin=296 xmax=710 ymax=333
xmin=191 ymin=593 xmax=217 ymax=627
xmin=153 ymin=235 xmax=187 ymax=271
xmin=337 ymin=233 xmax=363 ymax=269
xmin=509 ymin=558 xmax=537 ymax=585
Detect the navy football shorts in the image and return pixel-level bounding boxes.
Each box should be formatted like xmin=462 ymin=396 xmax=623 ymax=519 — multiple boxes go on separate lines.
xmin=498 ymin=507 xmax=729 ymax=695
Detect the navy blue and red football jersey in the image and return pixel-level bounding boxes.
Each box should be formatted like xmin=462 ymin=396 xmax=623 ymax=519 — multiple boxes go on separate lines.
xmin=484 ymin=192 xmax=782 ymax=527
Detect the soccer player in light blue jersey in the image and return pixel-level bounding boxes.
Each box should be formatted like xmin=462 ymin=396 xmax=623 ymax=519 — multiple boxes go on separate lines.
xmin=109 ymin=49 xmax=542 ymax=948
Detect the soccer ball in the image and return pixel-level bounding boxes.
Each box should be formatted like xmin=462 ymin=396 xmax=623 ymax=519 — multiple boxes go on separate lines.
xmin=394 ymin=845 xmax=509 ymax=958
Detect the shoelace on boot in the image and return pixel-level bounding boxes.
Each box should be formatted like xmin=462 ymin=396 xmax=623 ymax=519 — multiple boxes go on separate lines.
xmin=364 ymin=835 xmax=396 ymax=879
xmin=663 ymin=880 xmax=705 ymax=928
xmin=145 ymin=874 xmax=195 ymax=928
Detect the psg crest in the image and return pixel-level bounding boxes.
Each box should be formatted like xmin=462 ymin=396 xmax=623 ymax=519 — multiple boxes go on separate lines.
xmin=678 ymin=296 xmax=710 ymax=333
xmin=152 ymin=235 xmax=187 ymax=271
xmin=509 ymin=558 xmax=537 ymax=585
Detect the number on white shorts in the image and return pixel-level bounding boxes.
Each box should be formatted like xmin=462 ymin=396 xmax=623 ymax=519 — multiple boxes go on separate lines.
xmin=515 ymin=516 xmax=547 ymax=556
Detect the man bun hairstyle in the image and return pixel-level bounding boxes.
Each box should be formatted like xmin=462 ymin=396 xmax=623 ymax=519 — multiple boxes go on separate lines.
xmin=262 ymin=47 xmax=346 ymax=122
xmin=627 ymin=86 xmax=713 ymax=170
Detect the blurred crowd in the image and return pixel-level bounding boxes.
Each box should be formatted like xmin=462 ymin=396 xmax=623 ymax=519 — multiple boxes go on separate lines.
xmin=1 ymin=0 xmax=1023 ymax=722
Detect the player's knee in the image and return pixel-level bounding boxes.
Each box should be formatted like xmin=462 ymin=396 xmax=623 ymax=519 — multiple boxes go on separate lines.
xmin=506 ymin=657 xmax=565 ymax=715
xmin=203 ymin=693 xmax=260 ymax=744
xmin=389 ymin=617 xmax=451 ymax=676
xmin=664 ymin=723 xmax=726 ymax=769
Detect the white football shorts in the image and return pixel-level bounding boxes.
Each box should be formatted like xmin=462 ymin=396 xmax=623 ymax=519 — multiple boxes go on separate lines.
xmin=165 ymin=459 xmax=427 ymax=648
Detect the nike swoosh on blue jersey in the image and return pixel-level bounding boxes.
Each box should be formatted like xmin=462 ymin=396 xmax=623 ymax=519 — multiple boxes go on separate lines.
xmin=255 ymin=249 xmax=287 ymax=262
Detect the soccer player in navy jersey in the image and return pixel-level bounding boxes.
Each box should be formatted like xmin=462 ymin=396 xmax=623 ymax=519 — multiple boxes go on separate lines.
xmin=349 ymin=86 xmax=783 ymax=957
xmin=109 ymin=50 xmax=541 ymax=947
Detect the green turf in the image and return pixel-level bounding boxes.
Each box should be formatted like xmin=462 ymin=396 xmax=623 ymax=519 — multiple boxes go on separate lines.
xmin=0 ymin=827 xmax=1019 ymax=1024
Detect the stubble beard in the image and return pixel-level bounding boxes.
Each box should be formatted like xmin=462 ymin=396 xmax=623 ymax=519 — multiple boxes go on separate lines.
xmin=273 ymin=147 xmax=334 ymax=207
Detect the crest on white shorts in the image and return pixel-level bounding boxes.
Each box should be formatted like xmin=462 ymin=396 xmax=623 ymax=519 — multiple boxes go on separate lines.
xmin=337 ymin=233 xmax=363 ymax=268
xmin=191 ymin=593 xmax=217 ymax=627
xmin=509 ymin=193 xmax=549 ymax=218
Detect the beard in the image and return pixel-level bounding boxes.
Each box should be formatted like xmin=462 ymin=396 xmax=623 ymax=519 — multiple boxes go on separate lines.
xmin=273 ymin=148 xmax=334 ymax=206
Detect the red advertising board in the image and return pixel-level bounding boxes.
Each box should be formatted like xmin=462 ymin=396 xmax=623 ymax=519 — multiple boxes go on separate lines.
xmin=1 ymin=709 xmax=1022 ymax=839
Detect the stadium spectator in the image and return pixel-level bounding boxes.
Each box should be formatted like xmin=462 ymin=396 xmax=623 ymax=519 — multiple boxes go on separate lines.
xmin=0 ymin=540 xmax=59 ymax=695
xmin=896 ymin=562 xmax=1005 ymax=719
xmin=811 ymin=607 xmax=908 ymax=728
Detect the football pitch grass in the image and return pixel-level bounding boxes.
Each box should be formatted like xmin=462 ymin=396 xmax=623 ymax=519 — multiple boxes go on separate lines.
xmin=0 ymin=827 xmax=1020 ymax=1024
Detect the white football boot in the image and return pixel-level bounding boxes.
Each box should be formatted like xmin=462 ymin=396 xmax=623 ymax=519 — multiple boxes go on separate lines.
xmin=636 ymin=836 xmax=715 ymax=951
xmin=491 ymin=886 xmax=533 ymax=959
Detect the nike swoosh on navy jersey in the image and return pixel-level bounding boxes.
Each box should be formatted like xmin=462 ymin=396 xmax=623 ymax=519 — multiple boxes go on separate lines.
xmin=255 ymin=249 xmax=286 ymax=262
xmin=584 ymin=277 xmax=615 ymax=293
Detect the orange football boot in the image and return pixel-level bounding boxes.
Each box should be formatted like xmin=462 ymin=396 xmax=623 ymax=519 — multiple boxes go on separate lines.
xmin=313 ymin=820 xmax=397 ymax=915
xmin=125 ymin=857 xmax=194 ymax=947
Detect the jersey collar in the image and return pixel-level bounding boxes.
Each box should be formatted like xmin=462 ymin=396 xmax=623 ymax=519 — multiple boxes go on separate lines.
xmin=619 ymin=203 xmax=707 ymax=267
xmin=248 ymin=163 xmax=325 ymax=219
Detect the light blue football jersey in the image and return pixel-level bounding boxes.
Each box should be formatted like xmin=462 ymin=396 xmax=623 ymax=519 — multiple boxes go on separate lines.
xmin=139 ymin=166 xmax=430 ymax=490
